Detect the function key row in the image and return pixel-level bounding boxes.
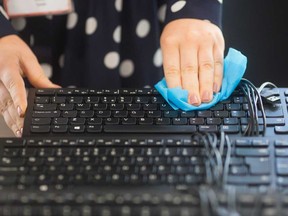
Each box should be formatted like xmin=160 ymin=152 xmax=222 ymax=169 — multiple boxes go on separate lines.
xmin=36 ymin=89 xmax=159 ymax=96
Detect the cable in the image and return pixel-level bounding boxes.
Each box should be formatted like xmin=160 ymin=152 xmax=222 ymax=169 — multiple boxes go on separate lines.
xmin=196 ymin=131 xmax=232 ymax=187
xmin=192 ymin=131 xmax=238 ymax=216
xmin=222 ymin=133 xmax=231 ymax=186
xmin=239 ymin=78 xmax=267 ymax=136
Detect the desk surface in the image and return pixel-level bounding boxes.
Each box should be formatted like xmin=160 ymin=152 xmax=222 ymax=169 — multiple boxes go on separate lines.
xmin=0 ymin=116 xmax=14 ymax=137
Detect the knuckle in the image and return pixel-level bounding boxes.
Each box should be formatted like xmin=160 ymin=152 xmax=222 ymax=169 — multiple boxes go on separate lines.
xmin=0 ymin=98 xmax=14 ymax=115
xmin=7 ymin=79 xmax=18 ymax=91
xmin=181 ymin=65 xmax=198 ymax=75
xmin=160 ymin=35 xmax=177 ymax=47
xmin=200 ymin=61 xmax=214 ymax=72
xmin=185 ymin=30 xmax=200 ymax=41
xmin=214 ymin=60 xmax=223 ymax=69
xmin=165 ymin=65 xmax=180 ymax=77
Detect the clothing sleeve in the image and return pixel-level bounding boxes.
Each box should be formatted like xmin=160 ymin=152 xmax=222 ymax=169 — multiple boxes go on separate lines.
xmin=165 ymin=0 xmax=223 ymax=28
xmin=0 ymin=6 xmax=17 ymax=37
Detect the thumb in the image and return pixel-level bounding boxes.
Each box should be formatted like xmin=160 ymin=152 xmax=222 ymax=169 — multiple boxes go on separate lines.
xmin=21 ymin=53 xmax=61 ymax=88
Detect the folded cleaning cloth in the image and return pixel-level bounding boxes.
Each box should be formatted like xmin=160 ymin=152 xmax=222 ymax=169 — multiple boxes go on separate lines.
xmin=154 ymin=48 xmax=247 ymax=111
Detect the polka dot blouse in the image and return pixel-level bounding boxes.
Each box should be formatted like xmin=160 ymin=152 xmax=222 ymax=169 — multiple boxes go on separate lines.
xmin=0 ymin=0 xmax=222 ymax=88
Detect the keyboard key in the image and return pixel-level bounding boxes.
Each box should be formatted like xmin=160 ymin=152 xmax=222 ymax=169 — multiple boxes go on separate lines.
xmin=220 ymin=125 xmax=240 ymax=133
xmin=69 ymin=126 xmax=85 ymax=133
xmin=32 ymin=111 xmax=60 ymax=118
xmin=31 ymin=125 xmax=51 ymax=133
xmin=198 ymin=125 xmax=218 ymax=133
xmin=227 ymin=175 xmax=271 ymax=185
xmin=52 ymin=125 xmax=68 ymax=133
xmin=245 ymin=157 xmax=271 ymax=174
xmin=276 ymin=158 xmax=288 ymax=175
xmin=104 ymin=125 xmax=197 ymax=133
xmin=32 ymin=118 xmax=51 ymax=125
xmin=236 ymin=148 xmax=269 ymax=157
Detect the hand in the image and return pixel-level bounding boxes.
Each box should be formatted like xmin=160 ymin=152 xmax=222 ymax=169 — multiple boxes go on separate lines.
xmin=0 ymin=35 xmax=60 ymax=137
xmin=160 ymin=19 xmax=225 ymax=106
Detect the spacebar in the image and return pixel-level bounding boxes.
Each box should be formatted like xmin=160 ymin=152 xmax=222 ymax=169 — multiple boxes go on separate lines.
xmin=104 ymin=125 xmax=197 ymax=133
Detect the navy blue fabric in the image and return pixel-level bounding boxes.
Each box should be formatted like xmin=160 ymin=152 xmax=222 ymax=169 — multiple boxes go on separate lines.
xmin=0 ymin=0 xmax=222 ymax=88
xmin=0 ymin=11 xmax=16 ymax=37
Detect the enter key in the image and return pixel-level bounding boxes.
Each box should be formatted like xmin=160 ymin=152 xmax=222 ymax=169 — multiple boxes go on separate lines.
xmin=245 ymin=157 xmax=271 ymax=175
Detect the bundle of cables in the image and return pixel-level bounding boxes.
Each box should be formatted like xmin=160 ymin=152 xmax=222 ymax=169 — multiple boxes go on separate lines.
xmin=193 ymin=131 xmax=231 ymax=187
xmin=189 ymin=131 xmax=241 ymax=216
xmin=239 ymin=78 xmax=279 ymax=136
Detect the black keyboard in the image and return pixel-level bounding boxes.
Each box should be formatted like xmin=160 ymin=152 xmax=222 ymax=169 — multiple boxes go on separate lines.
xmin=1 ymin=135 xmax=288 ymax=215
xmin=1 ymin=186 xmax=288 ymax=216
xmin=22 ymin=87 xmax=288 ymax=137
xmin=1 ymin=135 xmax=288 ymax=190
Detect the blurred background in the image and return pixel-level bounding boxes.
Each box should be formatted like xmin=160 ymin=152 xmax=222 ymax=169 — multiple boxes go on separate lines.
xmin=222 ymin=0 xmax=287 ymax=86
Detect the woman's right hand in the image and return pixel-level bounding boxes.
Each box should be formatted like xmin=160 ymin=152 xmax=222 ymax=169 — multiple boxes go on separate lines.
xmin=0 ymin=35 xmax=60 ymax=137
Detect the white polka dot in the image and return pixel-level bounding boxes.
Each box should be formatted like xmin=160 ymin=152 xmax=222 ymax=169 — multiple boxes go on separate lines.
xmin=30 ymin=35 xmax=35 ymax=47
xmin=0 ymin=6 xmax=9 ymax=20
xmin=144 ymin=85 xmax=151 ymax=88
xmin=158 ymin=4 xmax=167 ymax=23
xmin=153 ymin=48 xmax=163 ymax=67
xmin=218 ymin=0 xmax=223 ymax=4
xmin=136 ymin=19 xmax=150 ymax=38
xmin=85 ymin=17 xmax=98 ymax=35
xmin=104 ymin=52 xmax=120 ymax=69
xmin=113 ymin=25 xmax=121 ymax=43
xmin=119 ymin=60 xmax=134 ymax=78
xmin=115 ymin=0 xmax=123 ymax=12
xmin=66 ymin=12 xmax=78 ymax=29
xmin=59 ymin=54 xmax=65 ymax=68
xmin=41 ymin=63 xmax=53 ymax=79
xmin=11 ymin=18 xmax=26 ymax=31
xmin=171 ymin=0 xmax=186 ymax=13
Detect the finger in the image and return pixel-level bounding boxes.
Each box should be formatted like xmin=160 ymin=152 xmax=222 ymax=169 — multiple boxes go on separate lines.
xmin=6 ymin=91 xmax=25 ymax=132
xmin=198 ymin=44 xmax=214 ymax=103
xmin=161 ymin=36 xmax=181 ymax=88
xmin=20 ymin=53 xmax=61 ymax=88
xmin=0 ymin=65 xmax=27 ymax=116
xmin=179 ymin=43 xmax=201 ymax=106
xmin=2 ymin=110 xmax=22 ymax=137
xmin=0 ymin=82 xmax=22 ymax=137
xmin=213 ymin=45 xmax=224 ymax=93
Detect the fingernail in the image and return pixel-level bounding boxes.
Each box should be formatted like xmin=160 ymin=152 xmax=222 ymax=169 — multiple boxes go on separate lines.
xmin=20 ymin=128 xmax=23 ymax=134
xmin=189 ymin=94 xmax=199 ymax=105
xmin=17 ymin=106 xmax=22 ymax=117
xmin=202 ymin=91 xmax=212 ymax=102
xmin=16 ymin=130 xmax=22 ymax=137
xmin=213 ymin=83 xmax=219 ymax=93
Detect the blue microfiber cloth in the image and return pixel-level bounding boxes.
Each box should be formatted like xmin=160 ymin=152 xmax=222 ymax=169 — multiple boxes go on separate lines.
xmin=154 ymin=48 xmax=247 ymax=111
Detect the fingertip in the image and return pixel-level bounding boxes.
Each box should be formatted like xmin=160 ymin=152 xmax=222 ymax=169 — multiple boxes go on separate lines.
xmin=201 ymin=90 xmax=213 ymax=103
xmin=189 ymin=93 xmax=201 ymax=106
xmin=17 ymin=106 xmax=22 ymax=117
xmin=16 ymin=130 xmax=22 ymax=138
xmin=16 ymin=98 xmax=27 ymax=117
